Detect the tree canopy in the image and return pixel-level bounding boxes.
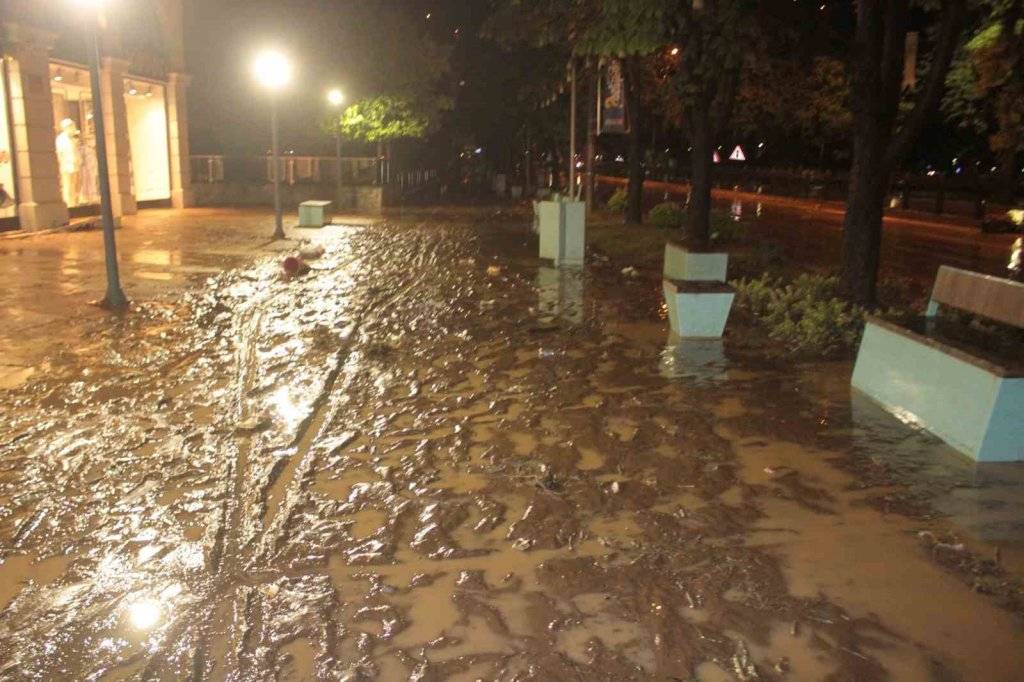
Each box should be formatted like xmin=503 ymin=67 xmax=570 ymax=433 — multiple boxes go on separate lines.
xmin=326 ymin=96 xmax=433 ymax=144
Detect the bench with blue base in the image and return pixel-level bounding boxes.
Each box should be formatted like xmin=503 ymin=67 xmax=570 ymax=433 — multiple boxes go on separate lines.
xmin=662 ymin=240 xmax=735 ymax=338
xmin=852 ymin=266 xmax=1024 ymax=462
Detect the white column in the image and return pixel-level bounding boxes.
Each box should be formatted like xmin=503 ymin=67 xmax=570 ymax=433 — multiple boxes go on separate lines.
xmin=98 ymin=56 xmax=136 ymax=217
xmin=166 ymin=71 xmax=193 ymax=208
xmin=3 ymin=27 xmax=69 ymax=229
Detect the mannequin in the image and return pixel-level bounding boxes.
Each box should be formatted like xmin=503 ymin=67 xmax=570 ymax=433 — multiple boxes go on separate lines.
xmin=55 ymin=118 xmax=81 ymax=207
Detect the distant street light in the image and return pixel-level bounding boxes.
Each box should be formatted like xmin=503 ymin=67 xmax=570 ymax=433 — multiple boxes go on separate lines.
xmin=327 ymin=88 xmax=345 ymax=203
xmin=252 ymin=49 xmax=293 ymax=239
xmin=74 ymin=0 xmax=128 ymax=310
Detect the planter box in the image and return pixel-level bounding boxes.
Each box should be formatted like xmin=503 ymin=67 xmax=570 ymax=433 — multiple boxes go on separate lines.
xmin=539 ymin=200 xmax=585 ymax=267
xmin=663 ymin=280 xmax=735 ymax=338
xmin=664 ymin=240 xmax=728 ymax=282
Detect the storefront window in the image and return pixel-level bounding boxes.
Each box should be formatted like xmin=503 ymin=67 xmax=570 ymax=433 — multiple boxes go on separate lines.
xmin=0 ymin=61 xmax=17 ymax=221
xmin=50 ymin=62 xmax=99 ymax=209
xmin=124 ymin=78 xmax=171 ymax=202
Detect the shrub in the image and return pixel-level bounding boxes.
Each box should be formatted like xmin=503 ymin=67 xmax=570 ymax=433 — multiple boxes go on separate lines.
xmin=649 ymin=201 xmax=686 ymax=228
xmin=710 ymin=212 xmax=746 ymax=243
xmin=606 ymin=188 xmax=628 ymax=212
xmin=732 ymin=274 xmax=866 ymax=356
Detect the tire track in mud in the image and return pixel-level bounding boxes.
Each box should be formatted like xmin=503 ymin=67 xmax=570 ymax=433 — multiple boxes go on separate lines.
xmin=186 ymin=229 xmax=452 ymax=678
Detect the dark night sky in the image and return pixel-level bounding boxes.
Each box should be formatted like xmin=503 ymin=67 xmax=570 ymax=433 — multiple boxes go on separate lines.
xmin=184 ymin=0 xmax=455 ymax=156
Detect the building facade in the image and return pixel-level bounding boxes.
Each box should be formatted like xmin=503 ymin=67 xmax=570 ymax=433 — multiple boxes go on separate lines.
xmin=0 ymin=0 xmax=192 ymax=231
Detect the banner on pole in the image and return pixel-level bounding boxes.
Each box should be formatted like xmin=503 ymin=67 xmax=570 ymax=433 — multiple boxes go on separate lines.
xmin=598 ymin=59 xmax=628 ymax=134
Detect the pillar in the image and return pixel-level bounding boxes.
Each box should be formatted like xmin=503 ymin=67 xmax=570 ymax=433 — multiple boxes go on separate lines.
xmin=2 ymin=25 xmax=68 ymax=230
xmin=167 ymin=72 xmax=193 ymax=208
xmin=98 ymin=56 xmax=136 ymax=218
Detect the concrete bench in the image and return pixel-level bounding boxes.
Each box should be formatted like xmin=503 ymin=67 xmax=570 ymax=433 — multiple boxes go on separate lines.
xmin=298 ymin=200 xmax=332 ymax=228
xmin=662 ymin=241 xmax=735 ymax=338
xmin=852 ymin=266 xmax=1024 ymax=462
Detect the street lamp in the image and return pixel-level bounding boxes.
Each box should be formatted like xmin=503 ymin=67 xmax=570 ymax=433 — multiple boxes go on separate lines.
xmin=326 ymin=88 xmax=344 ymax=203
xmin=74 ymin=0 xmax=128 ymax=309
xmin=252 ymin=49 xmax=293 ymax=239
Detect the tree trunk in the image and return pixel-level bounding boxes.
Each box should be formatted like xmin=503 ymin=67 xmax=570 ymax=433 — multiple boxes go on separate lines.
xmin=996 ymin=145 xmax=1017 ymax=204
xmin=841 ymin=0 xmax=965 ymax=305
xmin=685 ymin=100 xmax=713 ymax=247
xmin=842 ymin=126 xmax=890 ymax=305
xmin=625 ymin=58 xmax=644 ymax=224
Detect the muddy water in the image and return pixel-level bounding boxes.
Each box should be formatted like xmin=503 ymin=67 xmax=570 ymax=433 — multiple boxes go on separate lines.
xmin=1 ymin=207 xmax=1023 ymax=680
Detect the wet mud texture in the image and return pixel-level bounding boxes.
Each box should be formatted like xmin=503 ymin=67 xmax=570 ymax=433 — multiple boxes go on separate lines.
xmin=1 ymin=208 xmax=1023 ymax=680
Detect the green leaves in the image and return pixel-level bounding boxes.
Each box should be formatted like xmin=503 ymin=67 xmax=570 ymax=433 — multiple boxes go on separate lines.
xmin=324 ymin=96 xmax=438 ymax=143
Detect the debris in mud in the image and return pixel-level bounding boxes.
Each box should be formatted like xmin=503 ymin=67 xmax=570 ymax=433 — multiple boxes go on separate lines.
xmin=281 ymin=255 xmax=311 ymax=279
xmin=620 ymin=266 xmax=639 ymax=279
xmin=298 ymin=243 xmax=326 ymax=260
xmin=486 ymin=264 xmax=502 ymax=277
xmin=731 ymin=640 xmax=760 ymax=679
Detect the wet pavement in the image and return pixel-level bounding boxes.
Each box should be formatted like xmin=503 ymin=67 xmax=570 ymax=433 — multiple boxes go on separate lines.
xmin=1 ymin=206 xmax=1023 ymax=680
xmin=0 ymin=208 xmax=377 ymax=389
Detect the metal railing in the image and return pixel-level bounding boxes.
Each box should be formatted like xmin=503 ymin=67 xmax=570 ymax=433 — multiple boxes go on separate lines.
xmin=190 ymin=155 xmax=381 ymax=186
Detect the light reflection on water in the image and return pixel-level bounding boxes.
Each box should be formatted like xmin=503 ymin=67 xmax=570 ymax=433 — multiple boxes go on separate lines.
xmin=127 ymin=598 xmax=162 ymax=630
xmin=536 ymin=265 xmax=584 ymax=325
xmin=659 ymin=336 xmax=728 ymax=384
xmin=270 ymin=385 xmax=306 ymax=431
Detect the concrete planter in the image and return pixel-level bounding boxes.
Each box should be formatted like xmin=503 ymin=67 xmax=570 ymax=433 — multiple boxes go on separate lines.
xmin=664 ymin=241 xmax=728 ymax=282
xmin=538 ymin=200 xmax=585 ymax=267
xmin=661 ymin=244 xmax=734 ymax=338
xmin=663 ymin=280 xmax=735 ymax=338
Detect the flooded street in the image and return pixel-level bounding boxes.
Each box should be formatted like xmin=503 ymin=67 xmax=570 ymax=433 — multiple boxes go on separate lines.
xmin=1 ymin=207 xmax=1023 ymax=680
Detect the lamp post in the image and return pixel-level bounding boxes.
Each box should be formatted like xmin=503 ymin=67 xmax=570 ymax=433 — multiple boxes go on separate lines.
xmin=75 ymin=0 xmax=127 ymax=310
xmin=327 ymin=88 xmax=344 ymax=204
xmin=252 ymin=50 xmax=292 ymax=239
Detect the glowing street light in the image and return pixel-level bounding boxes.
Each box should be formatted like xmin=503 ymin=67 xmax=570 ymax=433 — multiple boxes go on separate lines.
xmin=252 ymin=49 xmax=293 ymax=239
xmin=73 ymin=0 xmax=127 ymax=309
xmin=326 ymin=88 xmax=345 ymax=201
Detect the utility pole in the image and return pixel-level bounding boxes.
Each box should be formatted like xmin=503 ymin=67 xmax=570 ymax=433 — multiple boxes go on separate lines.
xmin=270 ymin=100 xmax=284 ymax=239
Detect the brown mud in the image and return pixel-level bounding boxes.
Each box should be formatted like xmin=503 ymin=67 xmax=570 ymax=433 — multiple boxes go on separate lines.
xmin=1 ymin=206 xmax=1022 ymax=680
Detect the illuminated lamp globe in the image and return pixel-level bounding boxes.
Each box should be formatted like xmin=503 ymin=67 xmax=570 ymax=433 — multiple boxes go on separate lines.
xmin=327 ymin=89 xmax=344 ymax=106
xmin=252 ymin=50 xmax=293 ymax=90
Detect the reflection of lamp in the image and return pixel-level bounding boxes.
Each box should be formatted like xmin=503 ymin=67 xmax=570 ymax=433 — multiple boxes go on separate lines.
xmin=128 ymin=598 xmax=162 ymax=630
